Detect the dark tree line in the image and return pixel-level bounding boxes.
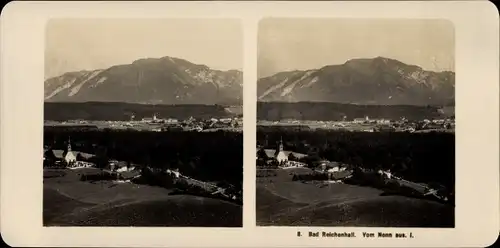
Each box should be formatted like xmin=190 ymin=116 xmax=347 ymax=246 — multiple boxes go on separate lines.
xmin=257 ymin=101 xmax=446 ymax=121
xmin=44 ymin=129 xmax=243 ymax=189
xmin=257 ymin=129 xmax=455 ymax=190
xmin=44 ymin=102 xmax=235 ymax=121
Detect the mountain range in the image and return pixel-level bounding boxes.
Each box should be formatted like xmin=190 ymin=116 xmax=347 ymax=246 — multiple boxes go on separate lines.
xmin=258 ymin=57 xmax=455 ymax=106
xmin=45 ymin=56 xmax=243 ymax=105
xmin=45 ymin=56 xmax=454 ymax=107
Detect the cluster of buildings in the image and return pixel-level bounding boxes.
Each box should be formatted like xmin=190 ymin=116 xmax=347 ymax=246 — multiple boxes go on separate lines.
xmin=257 ymin=115 xmax=455 ymax=133
xmin=46 ymin=114 xmax=243 ymax=133
xmin=352 ymin=116 xmax=391 ymax=124
xmin=419 ymin=118 xmax=455 ymax=129
xmin=376 ymin=169 xmax=451 ymax=203
xmin=201 ymin=117 xmax=241 ymax=130
xmin=43 ymin=137 xmax=140 ymax=180
xmin=128 ymin=114 xmax=242 ymax=132
xmin=256 ymin=138 xmax=354 ymax=182
xmin=43 ymin=138 xmax=95 ymax=169
xmin=347 ymin=116 xmax=455 ymax=133
xmin=44 ymin=137 xmax=242 ymax=202
xmin=388 ymin=117 xmax=455 ymax=133
xmin=256 ymin=138 xmax=451 ymax=201
xmin=257 ymin=138 xmax=307 ymax=166
xmin=140 ymin=114 xmax=179 ymax=124
xmin=314 ymin=160 xmax=354 ymax=182
xmin=164 ymin=168 xmax=242 ymax=202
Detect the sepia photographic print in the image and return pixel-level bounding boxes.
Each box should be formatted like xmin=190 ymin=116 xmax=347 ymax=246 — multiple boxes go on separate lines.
xmin=1 ymin=1 xmax=499 ymax=247
xmin=43 ymin=19 xmax=243 ymax=227
xmin=256 ymin=18 xmax=455 ymax=227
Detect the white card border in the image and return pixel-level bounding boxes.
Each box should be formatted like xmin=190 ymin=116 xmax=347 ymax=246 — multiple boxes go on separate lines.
xmin=1 ymin=1 xmax=498 ymax=247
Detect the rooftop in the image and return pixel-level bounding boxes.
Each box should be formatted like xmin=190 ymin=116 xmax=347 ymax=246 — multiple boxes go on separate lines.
xmin=44 ymin=149 xmax=95 ymax=160
xmin=263 ymin=149 xmax=307 ymax=159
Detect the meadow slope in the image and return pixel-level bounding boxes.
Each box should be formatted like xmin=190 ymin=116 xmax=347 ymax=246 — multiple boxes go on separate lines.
xmin=256 ymin=169 xmax=453 ymax=227
xmin=44 ymin=169 xmax=242 ymax=227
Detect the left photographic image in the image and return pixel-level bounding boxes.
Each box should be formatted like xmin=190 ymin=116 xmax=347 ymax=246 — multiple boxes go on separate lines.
xmin=43 ymin=19 xmax=243 ymax=227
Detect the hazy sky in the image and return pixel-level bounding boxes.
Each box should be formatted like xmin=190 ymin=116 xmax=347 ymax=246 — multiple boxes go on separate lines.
xmin=45 ymin=19 xmax=242 ymax=79
xmin=258 ymin=18 xmax=455 ymax=78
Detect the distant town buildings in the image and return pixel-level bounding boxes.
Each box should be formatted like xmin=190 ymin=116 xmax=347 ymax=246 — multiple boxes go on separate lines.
xmin=351 ymin=116 xmax=392 ymax=125
xmin=353 ymin=116 xmax=369 ymax=123
xmin=165 ymin=118 xmax=178 ymax=124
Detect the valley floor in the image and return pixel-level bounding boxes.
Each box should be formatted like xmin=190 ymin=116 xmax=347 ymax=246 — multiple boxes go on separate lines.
xmin=256 ymin=168 xmax=454 ymax=227
xmin=44 ymin=168 xmax=242 ymax=227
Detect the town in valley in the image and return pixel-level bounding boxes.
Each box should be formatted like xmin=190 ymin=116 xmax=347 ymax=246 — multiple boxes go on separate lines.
xmin=256 ymin=18 xmax=455 ymax=228
xmin=43 ymin=18 xmax=244 ymax=227
xmin=45 ymin=113 xmax=243 ymax=133
xmin=44 ymin=110 xmax=244 ymax=227
xmin=256 ymin=114 xmax=455 ymax=227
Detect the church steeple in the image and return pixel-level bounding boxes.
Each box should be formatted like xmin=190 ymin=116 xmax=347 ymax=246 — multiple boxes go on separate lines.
xmin=277 ymin=136 xmax=284 ymax=152
xmin=62 ymin=136 xmax=76 ymax=166
xmin=67 ymin=136 xmax=72 ymax=152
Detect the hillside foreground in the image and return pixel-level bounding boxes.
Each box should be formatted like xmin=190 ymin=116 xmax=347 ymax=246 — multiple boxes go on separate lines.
xmin=44 ymin=168 xmax=242 ymax=227
xmin=256 ymin=168 xmax=454 ymax=227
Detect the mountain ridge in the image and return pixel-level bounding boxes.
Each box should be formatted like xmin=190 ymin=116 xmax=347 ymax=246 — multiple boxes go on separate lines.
xmin=45 ymin=56 xmax=243 ymax=105
xmin=258 ymin=57 xmax=455 ymax=106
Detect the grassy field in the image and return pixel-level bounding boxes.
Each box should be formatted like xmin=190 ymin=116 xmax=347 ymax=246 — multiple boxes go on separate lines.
xmin=256 ymin=168 xmax=454 ymax=227
xmin=44 ymin=168 xmax=242 ymax=227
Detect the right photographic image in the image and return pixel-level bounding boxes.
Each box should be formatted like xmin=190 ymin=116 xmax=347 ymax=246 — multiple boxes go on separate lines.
xmin=256 ymin=18 xmax=455 ymax=227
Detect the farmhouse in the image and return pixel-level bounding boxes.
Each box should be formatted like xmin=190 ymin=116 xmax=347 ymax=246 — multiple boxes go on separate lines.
xmin=377 ymin=169 xmax=393 ymax=179
xmin=166 ymin=168 xmax=181 ymax=178
xmin=108 ymin=160 xmax=136 ymax=173
xmin=316 ymin=160 xmax=353 ymax=182
xmin=317 ymin=160 xmax=350 ymax=173
xmin=282 ymin=160 xmax=307 ymax=169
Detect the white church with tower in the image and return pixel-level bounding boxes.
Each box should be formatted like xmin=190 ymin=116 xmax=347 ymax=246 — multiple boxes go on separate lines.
xmin=273 ymin=137 xmax=288 ymax=164
xmin=62 ymin=137 xmax=77 ymax=165
xmin=259 ymin=137 xmax=307 ymax=167
xmin=43 ymin=136 xmax=95 ymax=169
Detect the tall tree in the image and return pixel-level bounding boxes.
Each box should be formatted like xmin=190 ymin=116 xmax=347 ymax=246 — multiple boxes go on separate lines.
xmin=257 ymin=148 xmax=268 ymax=161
